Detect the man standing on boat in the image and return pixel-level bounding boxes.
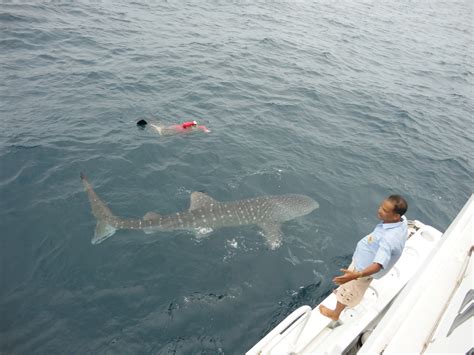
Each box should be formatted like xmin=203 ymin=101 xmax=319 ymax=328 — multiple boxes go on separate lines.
xmin=319 ymin=195 xmax=408 ymax=321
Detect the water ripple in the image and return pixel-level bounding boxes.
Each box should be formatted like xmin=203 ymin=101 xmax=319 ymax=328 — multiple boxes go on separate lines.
xmin=0 ymin=0 xmax=472 ymax=353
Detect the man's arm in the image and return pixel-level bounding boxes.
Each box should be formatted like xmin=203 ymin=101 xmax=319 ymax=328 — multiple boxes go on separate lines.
xmin=333 ymin=263 xmax=382 ymax=285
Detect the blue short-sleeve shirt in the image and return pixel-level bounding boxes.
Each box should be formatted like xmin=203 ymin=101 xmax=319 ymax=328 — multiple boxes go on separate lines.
xmin=353 ymin=217 xmax=408 ymax=279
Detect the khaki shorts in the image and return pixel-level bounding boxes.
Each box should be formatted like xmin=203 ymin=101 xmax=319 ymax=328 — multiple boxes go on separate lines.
xmin=335 ymin=263 xmax=373 ymax=308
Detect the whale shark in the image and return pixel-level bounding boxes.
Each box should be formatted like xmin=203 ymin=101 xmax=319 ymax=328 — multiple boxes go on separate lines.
xmin=80 ymin=173 xmax=318 ymax=249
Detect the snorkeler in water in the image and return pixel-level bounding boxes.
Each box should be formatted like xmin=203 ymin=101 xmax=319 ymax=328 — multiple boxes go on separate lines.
xmin=136 ymin=119 xmax=210 ymax=136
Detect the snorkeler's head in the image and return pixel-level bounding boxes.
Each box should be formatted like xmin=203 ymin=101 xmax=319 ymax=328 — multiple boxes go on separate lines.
xmin=136 ymin=119 xmax=148 ymax=127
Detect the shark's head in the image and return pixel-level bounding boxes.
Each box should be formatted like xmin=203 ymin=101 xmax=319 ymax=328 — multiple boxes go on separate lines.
xmin=269 ymin=194 xmax=319 ymax=221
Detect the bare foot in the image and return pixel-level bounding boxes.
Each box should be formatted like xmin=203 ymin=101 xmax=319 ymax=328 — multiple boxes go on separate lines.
xmin=319 ymin=305 xmax=339 ymax=321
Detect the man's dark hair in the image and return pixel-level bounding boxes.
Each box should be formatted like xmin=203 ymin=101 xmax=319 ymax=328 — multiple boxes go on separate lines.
xmin=387 ymin=195 xmax=408 ymax=216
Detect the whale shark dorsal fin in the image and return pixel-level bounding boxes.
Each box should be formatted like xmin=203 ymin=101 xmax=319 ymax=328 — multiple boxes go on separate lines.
xmin=190 ymin=192 xmax=218 ymax=211
xmin=144 ymin=212 xmax=161 ymax=220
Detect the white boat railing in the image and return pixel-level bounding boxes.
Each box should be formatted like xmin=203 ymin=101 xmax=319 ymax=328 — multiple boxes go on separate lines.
xmin=246 ymin=305 xmax=312 ymax=355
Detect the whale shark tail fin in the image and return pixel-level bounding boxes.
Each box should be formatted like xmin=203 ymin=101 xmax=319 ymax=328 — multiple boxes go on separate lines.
xmin=80 ymin=172 xmax=118 ymax=244
xmin=93 ymin=219 xmax=117 ymax=245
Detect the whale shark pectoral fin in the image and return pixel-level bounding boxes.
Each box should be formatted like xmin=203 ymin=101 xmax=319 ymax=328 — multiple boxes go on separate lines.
xmin=189 ymin=192 xmax=219 ymax=211
xmin=258 ymin=222 xmax=283 ymax=250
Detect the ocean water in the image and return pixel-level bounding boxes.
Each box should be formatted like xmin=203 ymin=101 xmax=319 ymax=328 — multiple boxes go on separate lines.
xmin=0 ymin=0 xmax=472 ymax=353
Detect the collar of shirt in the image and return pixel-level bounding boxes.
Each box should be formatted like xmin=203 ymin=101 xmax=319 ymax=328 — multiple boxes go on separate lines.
xmin=379 ymin=216 xmax=407 ymax=230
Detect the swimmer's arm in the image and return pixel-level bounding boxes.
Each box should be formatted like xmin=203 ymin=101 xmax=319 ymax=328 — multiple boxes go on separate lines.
xmin=150 ymin=124 xmax=163 ymax=134
xmin=198 ymin=125 xmax=211 ymax=133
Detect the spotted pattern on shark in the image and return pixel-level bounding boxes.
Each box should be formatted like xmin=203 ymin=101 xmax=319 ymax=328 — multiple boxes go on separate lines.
xmin=80 ymin=173 xmax=318 ymax=249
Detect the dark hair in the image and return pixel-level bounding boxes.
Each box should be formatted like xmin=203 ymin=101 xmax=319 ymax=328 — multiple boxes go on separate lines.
xmin=387 ymin=195 xmax=408 ymax=216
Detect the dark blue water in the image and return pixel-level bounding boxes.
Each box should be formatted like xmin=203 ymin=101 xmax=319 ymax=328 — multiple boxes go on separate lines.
xmin=1 ymin=1 xmax=472 ymax=353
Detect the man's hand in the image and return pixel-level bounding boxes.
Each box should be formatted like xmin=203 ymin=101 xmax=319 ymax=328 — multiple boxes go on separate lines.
xmin=333 ymin=269 xmax=361 ymax=285
xmin=333 ymin=263 xmax=381 ymax=285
